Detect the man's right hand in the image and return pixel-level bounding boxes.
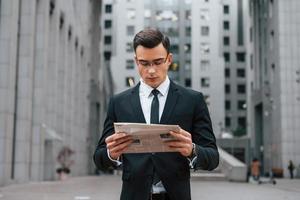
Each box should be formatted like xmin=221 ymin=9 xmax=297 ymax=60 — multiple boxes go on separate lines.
xmin=105 ymin=132 xmax=133 ymax=160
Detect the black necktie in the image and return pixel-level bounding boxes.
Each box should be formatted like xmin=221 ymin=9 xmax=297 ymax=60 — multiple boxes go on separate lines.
xmin=151 ymin=89 xmax=159 ymax=124
xmin=150 ymin=89 xmax=161 ymax=186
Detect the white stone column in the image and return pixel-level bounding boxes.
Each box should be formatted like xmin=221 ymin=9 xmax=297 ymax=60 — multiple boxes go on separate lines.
xmin=30 ymin=0 xmax=49 ymax=181
xmin=0 ymin=0 xmax=20 ymax=186
xmin=14 ymin=0 xmax=37 ymax=183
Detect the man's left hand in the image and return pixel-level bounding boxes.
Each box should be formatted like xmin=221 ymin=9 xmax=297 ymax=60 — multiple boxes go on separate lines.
xmin=165 ymin=128 xmax=193 ymax=157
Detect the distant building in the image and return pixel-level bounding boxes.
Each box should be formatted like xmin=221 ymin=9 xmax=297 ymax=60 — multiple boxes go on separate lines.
xmin=249 ymin=0 xmax=300 ymax=176
xmin=0 ymin=0 xmax=110 ymax=186
xmin=101 ymin=0 xmax=225 ymax=137
xmin=221 ymin=0 xmax=249 ymax=138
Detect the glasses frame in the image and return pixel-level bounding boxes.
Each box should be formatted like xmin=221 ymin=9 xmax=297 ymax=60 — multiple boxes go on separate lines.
xmin=136 ymin=54 xmax=169 ymax=68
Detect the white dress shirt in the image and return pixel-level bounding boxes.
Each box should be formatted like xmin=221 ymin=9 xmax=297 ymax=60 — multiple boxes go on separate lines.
xmin=139 ymin=77 xmax=170 ymax=124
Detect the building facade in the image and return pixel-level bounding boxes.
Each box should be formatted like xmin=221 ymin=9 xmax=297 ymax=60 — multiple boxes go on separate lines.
xmin=0 ymin=0 xmax=108 ymax=186
xmin=250 ymin=0 xmax=300 ymax=176
xmin=221 ymin=0 xmax=249 ymax=137
xmin=191 ymin=0 xmax=225 ymax=138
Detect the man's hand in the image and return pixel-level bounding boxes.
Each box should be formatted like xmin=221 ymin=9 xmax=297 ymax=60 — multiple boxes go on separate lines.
xmin=165 ymin=128 xmax=193 ymax=157
xmin=105 ymin=132 xmax=133 ymax=160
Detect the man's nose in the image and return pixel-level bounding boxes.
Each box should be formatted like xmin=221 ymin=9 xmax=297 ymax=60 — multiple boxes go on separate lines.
xmin=148 ymin=66 xmax=156 ymax=73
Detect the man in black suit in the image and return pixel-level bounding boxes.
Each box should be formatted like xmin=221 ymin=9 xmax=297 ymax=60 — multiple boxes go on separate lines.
xmin=94 ymin=29 xmax=219 ymax=200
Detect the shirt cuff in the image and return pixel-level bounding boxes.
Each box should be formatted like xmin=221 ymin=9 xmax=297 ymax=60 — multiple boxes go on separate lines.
xmin=107 ymin=149 xmax=122 ymax=166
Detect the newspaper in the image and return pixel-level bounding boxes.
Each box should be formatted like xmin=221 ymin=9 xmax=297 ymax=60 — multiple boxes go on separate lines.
xmin=114 ymin=123 xmax=180 ymax=153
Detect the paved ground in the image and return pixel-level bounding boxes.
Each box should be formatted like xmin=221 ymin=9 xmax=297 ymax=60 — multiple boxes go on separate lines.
xmin=0 ymin=175 xmax=299 ymax=200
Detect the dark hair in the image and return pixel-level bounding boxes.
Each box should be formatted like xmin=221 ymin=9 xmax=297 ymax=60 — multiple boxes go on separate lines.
xmin=133 ymin=28 xmax=170 ymax=53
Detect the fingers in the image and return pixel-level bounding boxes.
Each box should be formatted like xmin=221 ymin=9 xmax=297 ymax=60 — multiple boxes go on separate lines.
xmin=169 ymin=129 xmax=191 ymax=143
xmin=105 ymin=132 xmax=133 ymax=159
xmin=165 ymin=128 xmax=193 ymax=157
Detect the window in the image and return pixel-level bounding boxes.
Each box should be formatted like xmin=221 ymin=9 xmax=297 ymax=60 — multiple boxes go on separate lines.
xmin=223 ymin=21 xmax=230 ymax=30
xmin=126 ymin=60 xmax=134 ymax=69
xmin=224 ymin=52 xmax=230 ymax=62
xmin=184 ymin=43 xmax=191 ymax=53
xmin=185 ymin=60 xmax=191 ymax=70
xmin=127 ymin=25 xmax=135 ymax=35
xmin=237 ymin=68 xmax=245 ymax=77
xmin=185 ymin=78 xmax=191 ymax=87
xmin=185 ymin=10 xmax=191 ymax=20
xmin=186 ymin=27 xmax=191 ymax=36
xmin=104 ymin=36 xmax=112 ymax=44
xmin=237 ymin=84 xmax=246 ymax=94
xmin=236 ymin=52 xmax=245 ymax=62
xmin=238 ymin=100 xmax=246 ymax=110
xmin=201 ymin=60 xmax=210 ymax=71
xmin=201 ymin=77 xmax=210 ymax=87
xmin=104 ymin=51 xmax=111 ymax=61
xmin=225 ymin=84 xmax=230 ymax=94
xmin=225 ymin=68 xmax=230 ymax=78
xmin=201 ymin=26 xmax=209 ymax=36
xmin=223 ymin=37 xmax=230 ymax=46
xmin=238 ymin=117 xmax=246 ymax=128
xmin=200 ymin=43 xmax=210 ymax=54
xmin=224 ymin=5 xmax=229 ymax=14
xmin=126 ymin=42 xmax=133 ymax=52
xmin=104 ymin=20 xmax=112 ymax=29
xmin=126 ymin=77 xmax=135 ymax=87
xmin=225 ymin=100 xmax=231 ymax=110
xmin=127 ymin=8 xmax=136 ymax=19
xmin=225 ymin=117 xmax=231 ymax=127
xmin=200 ymin=11 xmax=209 ymax=21
xmin=105 ymin=4 xmax=112 ymax=13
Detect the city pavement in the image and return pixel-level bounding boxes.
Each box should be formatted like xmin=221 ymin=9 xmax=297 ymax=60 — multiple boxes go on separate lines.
xmin=0 ymin=175 xmax=299 ymax=200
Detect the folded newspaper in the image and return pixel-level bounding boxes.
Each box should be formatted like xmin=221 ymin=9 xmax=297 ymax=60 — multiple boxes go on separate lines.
xmin=114 ymin=123 xmax=180 ymax=153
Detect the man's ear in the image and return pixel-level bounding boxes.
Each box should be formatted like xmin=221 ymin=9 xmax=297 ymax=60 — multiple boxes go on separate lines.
xmin=167 ymin=53 xmax=173 ymax=65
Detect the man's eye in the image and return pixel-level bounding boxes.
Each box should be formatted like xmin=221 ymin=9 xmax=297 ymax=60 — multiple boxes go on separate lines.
xmin=139 ymin=61 xmax=150 ymax=66
xmin=153 ymin=59 xmax=164 ymax=65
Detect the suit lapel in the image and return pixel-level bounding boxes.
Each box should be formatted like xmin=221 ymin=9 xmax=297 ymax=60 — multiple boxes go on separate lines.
xmin=160 ymin=81 xmax=180 ymax=124
xmin=129 ymin=83 xmax=146 ymax=123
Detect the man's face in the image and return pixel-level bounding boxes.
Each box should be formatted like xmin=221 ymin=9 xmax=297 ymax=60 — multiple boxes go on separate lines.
xmin=135 ymin=43 xmax=172 ymax=88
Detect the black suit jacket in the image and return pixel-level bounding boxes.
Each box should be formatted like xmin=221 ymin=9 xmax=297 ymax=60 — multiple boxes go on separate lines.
xmin=94 ymin=81 xmax=219 ymax=200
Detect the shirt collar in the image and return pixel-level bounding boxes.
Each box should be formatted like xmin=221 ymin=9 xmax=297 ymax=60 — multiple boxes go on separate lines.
xmin=140 ymin=76 xmax=170 ymax=97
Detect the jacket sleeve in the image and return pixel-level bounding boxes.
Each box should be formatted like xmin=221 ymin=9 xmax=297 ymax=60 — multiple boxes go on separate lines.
xmin=192 ymin=93 xmax=219 ymax=171
xmin=93 ymin=97 xmax=119 ymax=171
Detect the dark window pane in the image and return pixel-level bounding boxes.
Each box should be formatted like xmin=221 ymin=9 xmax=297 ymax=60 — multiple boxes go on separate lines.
xmin=185 ymin=78 xmax=191 ymax=87
xmin=225 ymin=117 xmax=231 ymax=127
xmin=223 ymin=21 xmax=230 ymax=30
xmin=104 ymin=36 xmax=112 ymax=44
xmin=105 ymin=4 xmax=112 ymax=13
xmin=225 ymin=100 xmax=231 ymax=110
xmin=236 ymin=52 xmax=245 ymax=62
xmin=238 ymin=100 xmax=246 ymax=110
xmin=224 ymin=5 xmax=229 ymax=14
xmin=225 ymin=84 xmax=231 ymax=94
xmin=237 ymin=84 xmax=246 ymax=94
xmin=238 ymin=117 xmax=246 ymax=128
xmin=104 ymin=51 xmax=111 ymax=61
xmin=237 ymin=68 xmax=245 ymax=77
xmin=104 ymin=20 xmax=112 ymax=28
xmin=224 ymin=37 xmax=230 ymax=46
xmin=224 ymin=52 xmax=230 ymax=62
xmin=225 ymin=68 xmax=230 ymax=78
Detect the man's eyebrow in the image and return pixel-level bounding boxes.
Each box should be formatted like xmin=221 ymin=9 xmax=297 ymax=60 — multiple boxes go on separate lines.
xmin=138 ymin=57 xmax=165 ymax=61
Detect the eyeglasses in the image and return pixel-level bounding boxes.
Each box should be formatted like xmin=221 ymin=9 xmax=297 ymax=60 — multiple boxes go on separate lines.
xmin=136 ymin=54 xmax=168 ymax=68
